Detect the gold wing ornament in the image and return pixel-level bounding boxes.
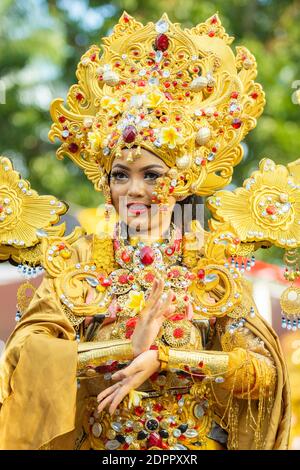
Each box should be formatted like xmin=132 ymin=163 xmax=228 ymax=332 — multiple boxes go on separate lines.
xmin=205 ymin=157 xmax=300 ymax=330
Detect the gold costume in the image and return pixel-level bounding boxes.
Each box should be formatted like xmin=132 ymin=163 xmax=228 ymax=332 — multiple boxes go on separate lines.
xmin=0 ymin=12 xmax=295 ymax=450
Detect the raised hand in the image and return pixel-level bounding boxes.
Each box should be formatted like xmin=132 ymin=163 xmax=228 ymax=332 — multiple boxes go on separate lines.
xmin=131 ymin=277 xmax=175 ymax=357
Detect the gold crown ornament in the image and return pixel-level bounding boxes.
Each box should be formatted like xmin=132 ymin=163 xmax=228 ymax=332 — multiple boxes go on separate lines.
xmin=49 ymin=12 xmax=265 ymax=205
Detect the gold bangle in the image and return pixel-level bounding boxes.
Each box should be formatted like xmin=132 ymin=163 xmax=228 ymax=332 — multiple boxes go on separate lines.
xmin=77 ymin=339 xmax=134 ymax=371
xmin=168 ymin=349 xmax=229 ymax=377
xmin=158 ymin=343 xmax=170 ymax=371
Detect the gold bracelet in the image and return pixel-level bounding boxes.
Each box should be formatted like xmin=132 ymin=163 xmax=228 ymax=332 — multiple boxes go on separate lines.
xmin=168 ymin=349 xmax=229 ymax=377
xmin=77 ymin=339 xmax=134 ymax=371
xmin=158 ymin=343 xmax=170 ymax=371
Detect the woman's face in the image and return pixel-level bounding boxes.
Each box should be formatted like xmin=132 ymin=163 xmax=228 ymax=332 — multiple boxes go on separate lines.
xmin=110 ymin=148 xmax=177 ymax=237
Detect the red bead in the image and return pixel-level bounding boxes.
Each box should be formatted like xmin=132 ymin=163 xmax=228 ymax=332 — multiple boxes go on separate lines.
xmin=58 ymin=243 xmax=66 ymax=251
xmin=123 ymin=443 xmax=130 ymax=450
xmin=251 ymin=92 xmax=259 ymax=99
xmin=266 ymin=205 xmax=276 ymax=215
xmin=232 ymin=119 xmax=242 ymax=129
xmin=58 ymin=116 xmax=66 ymax=123
xmin=90 ymin=53 xmax=97 ymax=61
xmin=123 ymin=14 xmax=129 ymax=23
xmin=68 ymin=143 xmax=78 ymax=153
xmin=173 ymin=327 xmax=184 ymax=339
xmin=201 ymin=159 xmax=207 ymax=166
xmin=231 ymin=91 xmax=239 ymax=99
xmin=140 ymin=246 xmax=155 ymax=265
xmin=197 ymin=269 xmax=205 ymax=280
xmin=148 ymin=433 xmax=163 ymax=448
xmin=128 ymin=274 xmax=134 ymax=281
xmin=0 ymin=205 xmax=3 ymax=213
xmin=121 ymin=250 xmax=131 ymax=263
xmin=101 ymin=278 xmax=112 ymax=287
xmin=208 ymin=31 xmax=215 ymax=37
xmin=198 ymin=361 xmax=204 ymax=368
xmin=211 ymin=16 xmax=218 ymax=24
xmin=233 ymin=237 xmax=240 ymax=245
xmin=122 ymin=125 xmax=137 ymax=143
xmin=154 ymin=34 xmax=169 ymax=52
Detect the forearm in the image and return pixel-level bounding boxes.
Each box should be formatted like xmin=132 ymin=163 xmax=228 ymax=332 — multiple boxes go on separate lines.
xmin=77 ymin=339 xmax=134 ymax=376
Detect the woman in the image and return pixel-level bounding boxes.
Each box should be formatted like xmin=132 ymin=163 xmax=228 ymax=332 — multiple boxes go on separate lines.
xmin=0 ymin=13 xmax=290 ymax=450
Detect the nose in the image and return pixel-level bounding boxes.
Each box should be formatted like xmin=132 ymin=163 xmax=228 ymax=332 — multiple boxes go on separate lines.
xmin=127 ymin=177 xmax=146 ymax=198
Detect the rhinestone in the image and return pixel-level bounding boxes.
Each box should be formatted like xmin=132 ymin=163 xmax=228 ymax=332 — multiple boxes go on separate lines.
xmin=139 ymin=69 xmax=146 ymax=76
xmin=76 ymin=263 xmax=81 ymax=269
xmin=61 ymin=130 xmax=69 ymax=138
xmin=125 ymin=436 xmax=133 ymax=444
xmin=105 ymin=439 xmax=120 ymax=450
xmin=155 ymin=19 xmax=169 ymax=33
xmin=6 ymin=208 xmax=12 ymax=214
xmin=50 ymin=210 xmax=55 ymax=215
xmin=3 ymin=198 xmax=10 ymax=204
xmin=184 ymin=429 xmax=198 ymax=438
xmin=92 ymin=422 xmax=102 ymax=438
xmin=163 ymin=70 xmax=170 ymax=78
xmin=171 ymin=444 xmax=188 ymax=450
xmin=111 ymin=422 xmax=122 ymax=432
xmin=18 ymin=182 xmax=24 ymax=188
xmin=50 ymin=200 xmax=56 ymax=205
xmin=48 ymin=256 xmax=53 ymax=261
xmin=215 ymin=376 xmax=225 ymax=383
xmin=103 ymin=147 xmax=110 ymax=156
xmin=173 ymin=429 xmax=181 ymax=438
xmin=155 ymin=51 xmax=163 ymax=63
xmin=194 ymin=404 xmax=204 ymax=418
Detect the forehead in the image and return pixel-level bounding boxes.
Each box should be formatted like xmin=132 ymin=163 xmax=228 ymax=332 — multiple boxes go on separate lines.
xmin=111 ymin=148 xmax=168 ymax=170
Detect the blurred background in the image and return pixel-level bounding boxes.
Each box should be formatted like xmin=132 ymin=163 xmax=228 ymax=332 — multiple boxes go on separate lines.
xmin=0 ymin=0 xmax=300 ymax=449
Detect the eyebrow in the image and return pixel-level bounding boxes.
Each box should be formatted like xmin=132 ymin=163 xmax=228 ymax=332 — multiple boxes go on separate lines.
xmin=111 ymin=164 xmax=165 ymax=171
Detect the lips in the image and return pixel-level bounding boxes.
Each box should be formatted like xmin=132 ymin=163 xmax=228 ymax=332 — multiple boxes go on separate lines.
xmin=127 ymin=202 xmax=150 ymax=215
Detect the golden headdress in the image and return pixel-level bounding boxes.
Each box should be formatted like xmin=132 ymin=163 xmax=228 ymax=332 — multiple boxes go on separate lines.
xmin=49 ymin=12 xmax=265 ymax=201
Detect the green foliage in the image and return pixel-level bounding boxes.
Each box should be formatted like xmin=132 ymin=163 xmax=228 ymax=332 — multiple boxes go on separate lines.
xmin=1 ymin=0 xmax=300 ymax=264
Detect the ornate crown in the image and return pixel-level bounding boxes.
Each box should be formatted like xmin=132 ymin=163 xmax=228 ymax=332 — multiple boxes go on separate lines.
xmin=49 ymin=12 xmax=265 ymax=200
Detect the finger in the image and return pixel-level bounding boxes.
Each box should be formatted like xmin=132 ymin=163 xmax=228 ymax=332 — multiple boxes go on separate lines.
xmin=97 ymin=382 xmax=120 ymax=402
xmin=111 ymin=362 xmax=141 ymax=381
xmin=153 ymin=290 xmax=173 ymax=319
xmin=108 ymin=383 xmax=133 ymax=415
xmin=97 ymin=387 xmax=120 ymax=413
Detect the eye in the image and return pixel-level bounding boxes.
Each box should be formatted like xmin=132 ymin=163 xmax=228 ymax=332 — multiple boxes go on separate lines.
xmin=144 ymin=171 xmax=161 ymax=181
xmin=111 ymin=171 xmax=129 ymax=181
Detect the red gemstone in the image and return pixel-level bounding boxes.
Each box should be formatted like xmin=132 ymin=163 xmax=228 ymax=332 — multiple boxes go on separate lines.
xmin=197 ymin=269 xmax=205 ymax=280
xmin=123 ymin=14 xmax=129 ymax=23
xmin=126 ymin=318 xmax=137 ymax=329
xmin=134 ymin=406 xmax=144 ymax=416
xmin=266 ymin=205 xmax=276 ymax=215
xmin=173 ymin=327 xmax=184 ymax=339
xmin=208 ymin=31 xmax=215 ymax=37
xmin=123 ymin=443 xmax=130 ymax=450
xmin=231 ymin=91 xmax=239 ymax=99
xmin=122 ymin=125 xmax=137 ymax=143
xmin=171 ymin=269 xmax=180 ymax=278
xmin=101 ymin=278 xmax=112 ymax=287
xmin=68 ymin=143 xmax=79 ymax=153
xmin=148 ymin=433 xmax=163 ymax=448
xmin=198 ymin=361 xmax=204 ymax=368
xmin=144 ymin=272 xmax=155 ymax=283
xmin=154 ymin=34 xmax=169 ymax=52
xmin=58 ymin=243 xmax=66 ymax=251
xmin=140 ymin=246 xmax=155 ymax=265
xmin=211 ymin=16 xmax=218 ymax=24
xmin=201 ymin=159 xmax=207 ymax=166
xmin=58 ymin=116 xmax=66 ymax=123
xmin=118 ymin=274 xmax=128 ymax=284
xmin=90 ymin=53 xmax=97 ymax=61
xmin=125 ymin=328 xmax=134 ymax=339
xmin=0 ymin=205 xmax=3 ymax=213
xmin=251 ymin=92 xmax=259 ymax=99
xmin=121 ymin=250 xmax=131 ymax=263
xmin=165 ymin=246 xmax=175 ymax=256
xmin=153 ymin=403 xmax=163 ymax=412
xmin=232 ymin=119 xmax=242 ymax=129
xmin=113 ymin=240 xmax=120 ymax=250
xmin=76 ymin=92 xmax=84 ymax=101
